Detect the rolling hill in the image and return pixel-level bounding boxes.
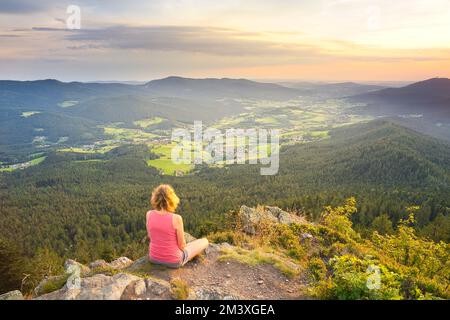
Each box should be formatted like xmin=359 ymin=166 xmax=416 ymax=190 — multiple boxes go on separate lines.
xmin=351 ymin=78 xmax=450 ymax=117
xmin=281 ymin=120 xmax=450 ymax=187
xmin=0 ymin=77 xmax=303 ymax=112
xmin=0 ymin=77 xmax=301 ymax=136
xmin=349 ymin=78 xmax=450 ymax=141
xmin=69 ymin=94 xmax=246 ymax=123
xmin=0 ymin=79 xmax=141 ymax=111
xmin=0 ymin=77 xmax=303 ymax=161
xmin=280 ymin=81 xmax=385 ymax=98
xmin=199 ymin=119 xmax=450 ymax=197
xmin=144 ymin=76 xmax=302 ymax=100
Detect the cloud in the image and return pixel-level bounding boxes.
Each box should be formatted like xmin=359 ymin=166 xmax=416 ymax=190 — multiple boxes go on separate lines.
xmin=39 ymin=25 xmax=446 ymax=63
xmin=26 ymin=24 xmax=450 ymax=65
xmin=66 ymin=44 xmax=103 ymax=50
xmin=32 ymin=27 xmax=70 ymax=32
xmin=0 ymin=0 xmax=53 ymax=14
xmin=59 ymin=25 xmax=319 ymax=57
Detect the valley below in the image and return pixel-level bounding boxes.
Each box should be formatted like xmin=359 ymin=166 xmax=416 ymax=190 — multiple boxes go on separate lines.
xmin=0 ymin=77 xmax=449 ymax=300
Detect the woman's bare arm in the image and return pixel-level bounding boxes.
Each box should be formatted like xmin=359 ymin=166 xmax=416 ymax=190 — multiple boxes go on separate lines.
xmin=146 ymin=211 xmax=151 ymax=241
xmin=174 ymin=214 xmax=186 ymax=250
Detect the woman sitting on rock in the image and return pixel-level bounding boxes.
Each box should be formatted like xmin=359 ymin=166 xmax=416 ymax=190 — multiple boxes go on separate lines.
xmin=146 ymin=184 xmax=209 ymax=268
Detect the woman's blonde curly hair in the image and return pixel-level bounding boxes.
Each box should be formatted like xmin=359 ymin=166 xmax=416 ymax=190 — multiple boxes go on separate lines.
xmin=150 ymin=184 xmax=180 ymax=213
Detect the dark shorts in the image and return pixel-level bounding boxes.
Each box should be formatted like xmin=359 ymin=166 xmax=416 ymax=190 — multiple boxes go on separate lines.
xmin=149 ymin=249 xmax=189 ymax=268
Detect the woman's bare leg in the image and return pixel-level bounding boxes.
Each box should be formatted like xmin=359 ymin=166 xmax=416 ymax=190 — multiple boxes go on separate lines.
xmin=185 ymin=238 xmax=209 ymax=262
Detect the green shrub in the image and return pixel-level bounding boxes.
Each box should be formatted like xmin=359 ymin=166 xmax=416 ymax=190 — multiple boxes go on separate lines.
xmin=321 ymin=198 xmax=359 ymax=240
xmin=208 ymin=230 xmax=248 ymax=246
xmin=315 ymin=255 xmax=402 ymax=300
xmin=219 ymin=247 xmax=300 ymax=278
xmin=308 ymin=257 xmax=327 ymax=281
xmin=262 ymin=223 xmax=305 ymax=260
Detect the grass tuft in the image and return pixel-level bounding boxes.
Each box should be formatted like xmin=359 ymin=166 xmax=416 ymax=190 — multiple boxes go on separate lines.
xmin=37 ymin=274 xmax=70 ymax=295
xmin=219 ymin=246 xmax=300 ymax=278
xmin=170 ymin=278 xmax=190 ymax=300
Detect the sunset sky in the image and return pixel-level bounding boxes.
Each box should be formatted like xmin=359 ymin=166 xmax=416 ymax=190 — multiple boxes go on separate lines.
xmin=1 ymin=0 xmax=450 ymax=82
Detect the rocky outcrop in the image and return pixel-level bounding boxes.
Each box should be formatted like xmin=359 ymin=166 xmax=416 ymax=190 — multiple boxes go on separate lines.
xmin=28 ymin=240 xmax=304 ymax=300
xmin=239 ymin=205 xmax=277 ymax=234
xmin=34 ymin=275 xmax=67 ymax=297
xmin=24 ymin=211 xmax=308 ymax=301
xmin=35 ymin=273 xmax=141 ymax=300
xmin=239 ymin=205 xmax=306 ymax=234
xmin=65 ymin=259 xmax=91 ymax=275
xmin=0 ymin=290 xmax=24 ymax=300
xmin=28 ymin=239 xmax=253 ymax=300
xmin=126 ymin=256 xmax=151 ymax=273
xmin=33 ymin=259 xmax=91 ymax=297
xmin=121 ymin=278 xmax=172 ymax=300
xmin=89 ymin=257 xmax=133 ymax=270
xmin=32 ymin=256 xmax=140 ymax=300
xmin=89 ymin=259 xmax=109 ymax=269
xmin=184 ymin=232 xmax=196 ymax=243
xmin=190 ymin=287 xmax=242 ymax=300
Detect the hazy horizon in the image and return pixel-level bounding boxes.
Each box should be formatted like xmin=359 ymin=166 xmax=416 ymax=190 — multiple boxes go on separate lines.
xmin=0 ymin=75 xmax=421 ymax=87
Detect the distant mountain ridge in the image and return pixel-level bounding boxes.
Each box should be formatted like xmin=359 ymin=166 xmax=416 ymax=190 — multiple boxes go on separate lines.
xmin=272 ymin=119 xmax=450 ymax=188
xmin=0 ymin=77 xmax=302 ymax=121
xmin=0 ymin=76 xmax=304 ymax=162
xmin=279 ymin=81 xmax=386 ymax=98
xmin=144 ymin=76 xmax=302 ymax=99
xmin=0 ymin=79 xmax=140 ymax=110
xmin=349 ymin=78 xmax=450 ymax=140
xmin=2 ymin=76 xmax=450 ymax=161
xmin=362 ymin=78 xmax=450 ymax=100
xmin=0 ymin=77 xmax=303 ymax=111
xmin=351 ymin=78 xmax=450 ymax=115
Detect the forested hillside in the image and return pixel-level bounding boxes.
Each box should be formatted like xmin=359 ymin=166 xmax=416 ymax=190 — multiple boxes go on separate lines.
xmin=349 ymin=78 xmax=450 ymax=141
xmin=1 ymin=120 xmax=449 ymax=295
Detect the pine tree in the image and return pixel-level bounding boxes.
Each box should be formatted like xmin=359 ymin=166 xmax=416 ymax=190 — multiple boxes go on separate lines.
xmin=0 ymin=238 xmax=26 ymax=293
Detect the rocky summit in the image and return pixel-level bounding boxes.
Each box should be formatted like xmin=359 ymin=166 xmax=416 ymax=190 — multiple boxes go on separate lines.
xmin=2 ymin=201 xmax=447 ymax=300
xmin=4 ymin=206 xmax=308 ymax=300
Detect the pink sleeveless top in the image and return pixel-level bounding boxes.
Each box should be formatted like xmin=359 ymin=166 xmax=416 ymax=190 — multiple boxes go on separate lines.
xmin=146 ymin=210 xmax=183 ymax=264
